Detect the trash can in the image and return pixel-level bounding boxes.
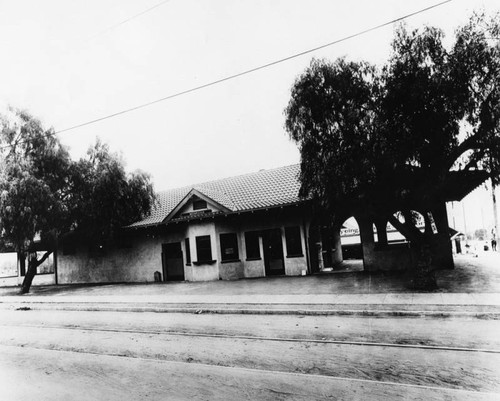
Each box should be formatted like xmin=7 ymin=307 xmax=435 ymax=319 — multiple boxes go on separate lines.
xmin=154 ymin=271 xmax=162 ymax=282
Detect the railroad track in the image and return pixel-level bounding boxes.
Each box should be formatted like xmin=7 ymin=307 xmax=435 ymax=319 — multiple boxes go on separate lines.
xmin=1 ymin=321 xmax=499 ymax=354
xmin=1 ymin=319 xmax=500 ymax=395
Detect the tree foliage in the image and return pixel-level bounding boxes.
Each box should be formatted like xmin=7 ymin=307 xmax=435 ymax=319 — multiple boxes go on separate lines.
xmin=0 ymin=109 xmax=71 ymax=251
xmin=285 ymin=58 xmax=382 ymax=220
xmin=69 ymin=139 xmax=155 ymax=243
xmin=0 ymin=109 xmax=156 ymax=293
xmin=285 ymin=13 xmax=500 ymax=287
xmin=285 ymin=13 xmax=500 ymax=229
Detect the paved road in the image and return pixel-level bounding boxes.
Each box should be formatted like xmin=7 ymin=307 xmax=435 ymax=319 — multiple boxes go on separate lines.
xmin=0 ymin=309 xmax=499 ymax=400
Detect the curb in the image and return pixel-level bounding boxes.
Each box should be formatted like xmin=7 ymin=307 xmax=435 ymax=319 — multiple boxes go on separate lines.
xmin=2 ymin=302 xmax=499 ymax=319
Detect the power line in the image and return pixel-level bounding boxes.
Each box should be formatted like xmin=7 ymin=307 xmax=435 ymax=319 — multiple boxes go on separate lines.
xmin=1 ymin=0 xmax=452 ymax=148
xmin=55 ymin=0 xmax=452 ymax=134
xmin=52 ymin=0 xmax=172 ymax=61
xmin=84 ymin=0 xmax=172 ymax=43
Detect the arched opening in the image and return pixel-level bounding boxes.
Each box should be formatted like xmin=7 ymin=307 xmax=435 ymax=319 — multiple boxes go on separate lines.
xmin=341 ymin=216 xmax=380 ymax=272
xmin=340 ymin=217 xmax=362 ymax=260
xmin=307 ymin=219 xmax=343 ymax=273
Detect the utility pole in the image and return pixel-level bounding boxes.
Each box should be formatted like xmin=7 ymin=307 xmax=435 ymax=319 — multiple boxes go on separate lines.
xmin=462 ymin=201 xmax=468 ymax=243
xmin=451 ymin=201 xmax=457 ymax=229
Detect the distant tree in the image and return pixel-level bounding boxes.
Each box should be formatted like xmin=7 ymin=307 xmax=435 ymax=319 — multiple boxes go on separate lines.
xmin=0 ymin=110 xmax=155 ymax=293
xmin=285 ymin=13 xmax=500 ymax=288
xmin=474 ymin=228 xmax=487 ymax=241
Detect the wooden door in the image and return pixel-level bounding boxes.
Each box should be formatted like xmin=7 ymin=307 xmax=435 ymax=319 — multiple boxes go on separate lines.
xmin=262 ymin=228 xmax=285 ymax=276
xmin=162 ymin=242 xmax=184 ymax=281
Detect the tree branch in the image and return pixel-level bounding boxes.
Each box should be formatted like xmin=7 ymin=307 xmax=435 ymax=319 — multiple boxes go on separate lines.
xmin=445 ymin=134 xmax=480 ymax=171
xmin=388 ymin=215 xmax=424 ymax=242
xmin=33 ymin=250 xmax=52 ymax=269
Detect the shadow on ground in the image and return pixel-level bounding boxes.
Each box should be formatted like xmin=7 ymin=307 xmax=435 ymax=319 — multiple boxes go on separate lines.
xmin=1 ymin=253 xmax=499 ymax=297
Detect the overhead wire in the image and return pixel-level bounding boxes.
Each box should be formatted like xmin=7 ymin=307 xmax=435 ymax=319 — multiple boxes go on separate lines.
xmin=83 ymin=0 xmax=172 ymax=43
xmin=1 ymin=0 xmax=452 ymax=149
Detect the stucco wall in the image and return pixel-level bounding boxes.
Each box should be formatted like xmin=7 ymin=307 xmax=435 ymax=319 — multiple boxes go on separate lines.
xmin=0 ymin=276 xmax=18 ymax=287
xmin=216 ymin=220 xmax=244 ymax=280
xmin=56 ymin=207 xmax=312 ymax=285
xmin=282 ymin=225 xmax=308 ymax=276
xmin=363 ymin=243 xmax=412 ymax=272
xmin=185 ymin=221 xmax=219 ymax=281
xmin=0 ymin=273 xmax=55 ymax=287
xmin=242 ymin=233 xmax=266 ymax=278
xmin=58 ymin=235 xmax=164 ymax=284
xmin=0 ymin=251 xmax=56 ymax=288
xmin=216 ymin=212 xmax=309 ymax=280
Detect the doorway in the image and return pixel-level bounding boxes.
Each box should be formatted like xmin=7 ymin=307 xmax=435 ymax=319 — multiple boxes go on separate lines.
xmin=161 ymin=242 xmax=184 ymax=281
xmin=262 ymin=228 xmax=285 ymax=276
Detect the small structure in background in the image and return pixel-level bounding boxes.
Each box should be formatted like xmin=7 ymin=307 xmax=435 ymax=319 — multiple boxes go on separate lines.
xmin=449 ymin=229 xmax=465 ymax=255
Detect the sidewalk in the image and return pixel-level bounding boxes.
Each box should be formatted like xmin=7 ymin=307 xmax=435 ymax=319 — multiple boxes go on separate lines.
xmin=1 ymin=253 xmax=499 ymax=317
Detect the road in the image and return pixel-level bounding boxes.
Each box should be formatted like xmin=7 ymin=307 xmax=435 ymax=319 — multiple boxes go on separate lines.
xmin=0 ymin=309 xmax=499 ymax=400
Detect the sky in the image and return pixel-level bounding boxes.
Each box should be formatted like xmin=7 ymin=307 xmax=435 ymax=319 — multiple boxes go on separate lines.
xmin=0 ymin=0 xmax=498 ymax=231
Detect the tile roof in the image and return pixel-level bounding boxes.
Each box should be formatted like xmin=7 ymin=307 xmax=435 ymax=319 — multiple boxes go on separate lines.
xmin=129 ymin=164 xmax=303 ymax=228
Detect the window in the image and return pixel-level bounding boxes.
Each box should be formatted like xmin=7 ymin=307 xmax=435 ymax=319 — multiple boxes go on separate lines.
xmin=220 ymin=233 xmax=239 ymax=262
xmin=193 ymin=199 xmax=207 ymax=210
xmin=285 ymin=226 xmax=303 ymax=257
xmin=195 ymin=235 xmax=212 ymax=263
xmin=245 ymin=231 xmax=260 ymax=260
xmin=185 ymin=238 xmax=191 ymax=265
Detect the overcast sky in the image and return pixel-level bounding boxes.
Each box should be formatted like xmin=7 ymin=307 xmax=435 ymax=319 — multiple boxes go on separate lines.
xmin=0 ymin=0 xmax=498 ymax=213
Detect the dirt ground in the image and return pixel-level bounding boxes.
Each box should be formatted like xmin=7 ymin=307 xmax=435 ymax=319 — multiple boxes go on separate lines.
xmin=2 ymin=253 xmax=500 ymax=297
xmin=3 ymin=345 xmax=496 ymax=401
xmin=437 ymin=253 xmax=500 ymax=292
xmin=1 ymin=309 xmax=499 ymax=400
xmin=1 ymin=251 xmax=499 ymax=400
xmin=2 ymin=309 xmax=500 ymax=350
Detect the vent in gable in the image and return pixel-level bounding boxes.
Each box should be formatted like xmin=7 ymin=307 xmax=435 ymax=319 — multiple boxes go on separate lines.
xmin=193 ymin=199 xmax=208 ymax=210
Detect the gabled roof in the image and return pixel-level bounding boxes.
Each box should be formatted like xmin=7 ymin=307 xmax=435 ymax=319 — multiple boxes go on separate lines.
xmin=128 ymin=164 xmax=303 ymax=228
xmin=163 ymin=188 xmax=232 ymax=222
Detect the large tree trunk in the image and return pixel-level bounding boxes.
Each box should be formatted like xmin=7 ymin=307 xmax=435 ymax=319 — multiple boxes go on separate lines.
xmin=430 ymin=202 xmax=454 ymax=270
xmin=357 ymin=215 xmax=375 ymax=271
xmin=374 ymin=218 xmax=388 ymax=247
xmin=20 ymin=251 xmax=52 ymax=294
xmin=388 ymin=214 xmax=438 ymax=290
xmin=331 ymin=224 xmax=343 ymax=266
xmin=412 ymin=241 xmax=438 ymax=290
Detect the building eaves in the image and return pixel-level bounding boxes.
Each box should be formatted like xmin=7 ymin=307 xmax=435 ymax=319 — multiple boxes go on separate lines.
xmin=128 ymin=164 xmax=303 ymax=229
